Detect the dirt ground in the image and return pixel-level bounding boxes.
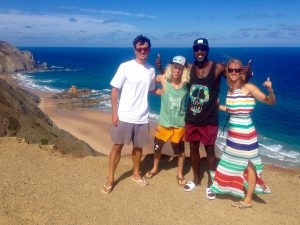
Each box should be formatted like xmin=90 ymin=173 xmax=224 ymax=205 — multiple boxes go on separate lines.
xmin=1 ymin=137 xmax=299 ymax=225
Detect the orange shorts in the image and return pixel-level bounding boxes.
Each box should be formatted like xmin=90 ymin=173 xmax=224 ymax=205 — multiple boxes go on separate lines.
xmin=155 ymin=125 xmax=185 ymax=143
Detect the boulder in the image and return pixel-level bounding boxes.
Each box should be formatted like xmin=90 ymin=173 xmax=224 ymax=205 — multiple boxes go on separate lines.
xmin=0 ymin=41 xmax=47 ymax=73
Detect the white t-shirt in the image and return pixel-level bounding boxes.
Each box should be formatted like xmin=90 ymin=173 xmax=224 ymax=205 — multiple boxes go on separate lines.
xmin=110 ymin=59 xmax=155 ymax=124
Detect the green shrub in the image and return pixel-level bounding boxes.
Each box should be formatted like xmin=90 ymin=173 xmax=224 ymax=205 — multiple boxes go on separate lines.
xmin=41 ymin=138 xmax=49 ymax=145
xmin=49 ymin=131 xmax=58 ymax=137
xmin=8 ymin=117 xmax=20 ymax=131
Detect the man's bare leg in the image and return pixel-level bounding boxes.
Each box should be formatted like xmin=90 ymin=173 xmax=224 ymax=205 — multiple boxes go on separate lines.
xmin=132 ymin=147 xmax=143 ymax=179
xmin=190 ymin=141 xmax=200 ymax=185
xmin=104 ymin=144 xmax=123 ymax=188
xmin=205 ymin=145 xmax=216 ymax=186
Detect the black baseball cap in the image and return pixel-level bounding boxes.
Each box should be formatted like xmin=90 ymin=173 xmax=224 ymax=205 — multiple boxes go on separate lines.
xmin=193 ymin=38 xmax=209 ymax=52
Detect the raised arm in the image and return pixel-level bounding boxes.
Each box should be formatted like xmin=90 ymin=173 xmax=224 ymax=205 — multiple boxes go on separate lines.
xmin=153 ymin=75 xmax=166 ymax=96
xmin=245 ymin=77 xmax=276 ymax=105
xmin=111 ymin=87 xmax=120 ymax=126
xmin=242 ymin=59 xmax=253 ymax=82
xmin=155 ymin=53 xmax=165 ymax=74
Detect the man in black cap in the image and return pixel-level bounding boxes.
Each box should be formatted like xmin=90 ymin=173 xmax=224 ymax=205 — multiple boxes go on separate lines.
xmin=184 ymin=38 xmax=252 ymax=199
xmin=182 ymin=38 xmax=225 ymax=199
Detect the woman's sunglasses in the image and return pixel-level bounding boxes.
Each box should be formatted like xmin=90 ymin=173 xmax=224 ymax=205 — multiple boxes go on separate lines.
xmin=228 ymin=68 xmax=242 ymax=73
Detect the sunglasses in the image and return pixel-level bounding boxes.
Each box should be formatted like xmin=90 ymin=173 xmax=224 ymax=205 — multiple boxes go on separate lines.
xmin=228 ymin=68 xmax=242 ymax=73
xmin=135 ymin=47 xmax=149 ymax=53
xmin=173 ymin=64 xmax=184 ymax=70
xmin=193 ymin=45 xmax=209 ymax=52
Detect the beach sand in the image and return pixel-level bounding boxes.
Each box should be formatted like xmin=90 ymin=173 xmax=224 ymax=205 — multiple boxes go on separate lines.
xmin=37 ymin=91 xmax=209 ymax=158
xmin=0 ymin=78 xmax=299 ymax=224
xmin=1 ymin=137 xmax=299 ymax=225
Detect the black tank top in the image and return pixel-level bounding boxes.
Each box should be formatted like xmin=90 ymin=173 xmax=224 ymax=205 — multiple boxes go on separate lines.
xmin=185 ymin=62 xmax=221 ymax=126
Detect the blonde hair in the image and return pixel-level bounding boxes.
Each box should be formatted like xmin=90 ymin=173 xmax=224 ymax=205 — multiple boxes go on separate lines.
xmin=164 ymin=63 xmax=190 ymax=84
xmin=226 ymin=58 xmax=246 ymax=91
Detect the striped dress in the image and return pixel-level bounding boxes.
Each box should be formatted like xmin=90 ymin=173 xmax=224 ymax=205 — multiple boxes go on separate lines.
xmin=210 ymin=89 xmax=270 ymax=198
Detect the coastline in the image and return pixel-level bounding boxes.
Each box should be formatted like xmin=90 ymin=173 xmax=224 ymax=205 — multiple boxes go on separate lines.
xmin=1 ymin=73 xmax=197 ymax=157
xmin=2 ymin=72 xmax=299 ymax=167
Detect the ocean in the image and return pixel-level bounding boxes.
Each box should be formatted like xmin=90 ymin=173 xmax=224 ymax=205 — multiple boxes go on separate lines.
xmin=15 ymin=47 xmax=300 ymax=168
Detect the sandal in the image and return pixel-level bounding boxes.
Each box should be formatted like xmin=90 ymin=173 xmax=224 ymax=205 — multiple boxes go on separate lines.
xmin=131 ymin=177 xmax=149 ymax=187
xmin=231 ymin=201 xmax=252 ymax=209
xmin=144 ymin=171 xmax=157 ymax=179
xmin=206 ymin=187 xmax=216 ymax=200
xmin=101 ymin=184 xmax=113 ymax=194
xmin=183 ymin=181 xmax=199 ymax=192
xmin=176 ymin=175 xmax=187 ymax=186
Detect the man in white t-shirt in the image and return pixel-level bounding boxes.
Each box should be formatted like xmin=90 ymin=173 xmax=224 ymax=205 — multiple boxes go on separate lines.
xmin=102 ymin=35 xmax=156 ymax=194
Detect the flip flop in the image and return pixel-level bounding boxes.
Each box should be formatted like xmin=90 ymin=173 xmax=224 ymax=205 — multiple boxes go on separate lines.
xmin=183 ymin=181 xmax=198 ymax=192
xmin=176 ymin=175 xmax=187 ymax=186
xmin=101 ymin=184 xmax=112 ymax=194
xmin=206 ymin=187 xmax=216 ymax=200
xmin=231 ymin=201 xmax=252 ymax=209
xmin=131 ymin=177 xmax=149 ymax=187
xmin=144 ymin=171 xmax=157 ymax=179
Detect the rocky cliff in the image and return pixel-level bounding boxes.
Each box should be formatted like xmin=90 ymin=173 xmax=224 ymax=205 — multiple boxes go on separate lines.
xmin=0 ymin=41 xmax=47 ymax=73
xmin=0 ymin=78 xmax=97 ymax=157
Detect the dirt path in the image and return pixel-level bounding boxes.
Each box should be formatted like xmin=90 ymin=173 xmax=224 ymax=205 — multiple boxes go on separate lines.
xmin=1 ymin=137 xmax=299 ymax=225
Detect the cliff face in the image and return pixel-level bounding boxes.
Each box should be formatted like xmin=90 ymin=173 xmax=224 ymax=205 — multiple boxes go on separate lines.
xmin=0 ymin=79 xmax=97 ymax=157
xmin=0 ymin=41 xmax=47 ymax=73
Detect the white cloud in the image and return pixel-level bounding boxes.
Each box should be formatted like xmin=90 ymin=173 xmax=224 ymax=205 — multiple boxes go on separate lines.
xmin=74 ymin=8 xmax=156 ymax=19
xmin=0 ymin=10 xmax=137 ymax=46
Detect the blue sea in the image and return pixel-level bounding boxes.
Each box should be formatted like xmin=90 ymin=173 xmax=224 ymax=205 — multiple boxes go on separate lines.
xmin=15 ymin=47 xmax=300 ymax=168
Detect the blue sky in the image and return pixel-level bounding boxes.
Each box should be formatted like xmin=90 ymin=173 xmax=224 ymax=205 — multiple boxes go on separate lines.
xmin=1 ymin=0 xmax=300 ymax=47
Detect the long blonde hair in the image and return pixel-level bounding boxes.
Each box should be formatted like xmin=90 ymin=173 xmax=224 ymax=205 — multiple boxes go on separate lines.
xmin=164 ymin=63 xmax=190 ymax=84
xmin=226 ymin=59 xmax=246 ymax=91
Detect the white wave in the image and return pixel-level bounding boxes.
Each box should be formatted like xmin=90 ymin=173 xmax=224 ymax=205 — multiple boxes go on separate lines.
xmin=64 ymin=68 xmax=77 ymax=72
xmin=24 ymin=82 xmax=63 ymax=93
xmin=39 ymin=79 xmax=54 ymax=83
xmin=215 ymin=135 xmax=300 ymax=168
xmin=49 ymin=65 xmax=64 ymax=69
xmin=48 ymin=66 xmax=79 ymax=72
xmin=42 ymin=85 xmax=63 ymax=93
xmin=13 ymin=73 xmax=63 ymax=93
xmin=96 ymin=100 xmax=112 ymax=111
xmin=13 ymin=73 xmax=31 ymax=80
xmin=100 ymin=100 xmax=111 ymax=106
xmin=101 ymin=94 xmax=111 ymax=98
xmin=260 ymin=143 xmax=282 ymax=152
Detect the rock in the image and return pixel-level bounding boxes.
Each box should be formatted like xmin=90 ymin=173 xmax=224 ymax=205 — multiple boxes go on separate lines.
xmin=0 ymin=41 xmax=47 ymax=73
xmin=38 ymin=62 xmax=48 ymax=70
xmin=0 ymin=79 xmax=96 ymax=156
xmin=68 ymin=85 xmax=78 ymax=94
xmin=66 ymin=85 xmax=92 ymax=96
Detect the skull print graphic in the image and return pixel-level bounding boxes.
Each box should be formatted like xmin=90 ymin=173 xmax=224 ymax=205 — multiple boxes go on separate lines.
xmin=189 ymin=84 xmax=209 ymax=114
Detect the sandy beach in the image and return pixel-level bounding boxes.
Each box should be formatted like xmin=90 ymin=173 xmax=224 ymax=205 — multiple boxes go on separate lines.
xmin=37 ymin=91 xmax=205 ymax=157
xmin=0 ymin=78 xmax=299 ymax=224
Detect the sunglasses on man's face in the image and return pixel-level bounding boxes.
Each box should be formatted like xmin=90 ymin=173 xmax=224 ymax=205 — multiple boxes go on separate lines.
xmin=135 ymin=47 xmax=149 ymax=53
xmin=228 ymin=68 xmax=242 ymax=73
xmin=193 ymin=45 xmax=209 ymax=52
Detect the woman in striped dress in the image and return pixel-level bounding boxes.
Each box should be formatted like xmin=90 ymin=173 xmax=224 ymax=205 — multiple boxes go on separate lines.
xmin=210 ymin=59 xmax=276 ymax=208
